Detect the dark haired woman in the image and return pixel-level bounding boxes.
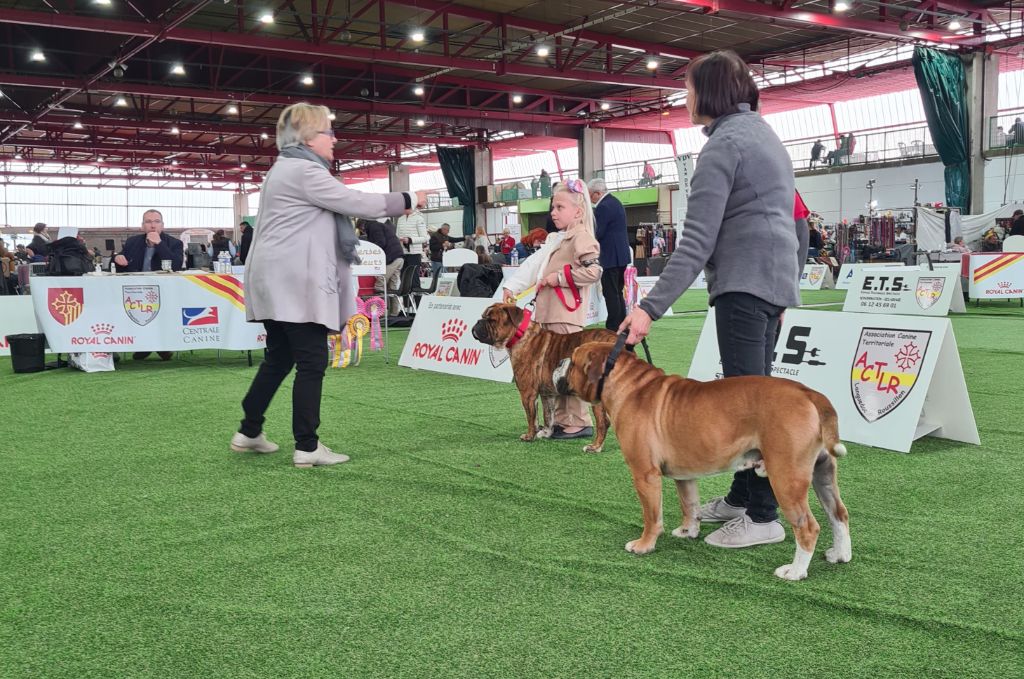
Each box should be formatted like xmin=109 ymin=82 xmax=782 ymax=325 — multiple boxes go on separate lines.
xmin=619 ymin=50 xmax=808 ymax=549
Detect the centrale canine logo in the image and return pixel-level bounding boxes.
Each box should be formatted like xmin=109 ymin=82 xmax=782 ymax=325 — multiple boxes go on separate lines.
xmin=441 ymin=319 xmax=468 ymax=343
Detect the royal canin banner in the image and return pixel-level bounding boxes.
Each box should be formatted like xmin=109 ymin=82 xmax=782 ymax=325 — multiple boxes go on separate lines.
xmin=966 ymin=252 xmax=1024 ymax=300
xmin=30 ymin=274 xmax=268 ymax=352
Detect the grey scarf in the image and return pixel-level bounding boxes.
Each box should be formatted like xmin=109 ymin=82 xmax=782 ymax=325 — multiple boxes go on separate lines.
xmin=279 ymin=144 xmax=361 ymax=265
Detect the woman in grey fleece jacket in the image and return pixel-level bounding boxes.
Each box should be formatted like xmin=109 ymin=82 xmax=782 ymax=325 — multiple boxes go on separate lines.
xmin=620 ymin=50 xmax=808 ymax=549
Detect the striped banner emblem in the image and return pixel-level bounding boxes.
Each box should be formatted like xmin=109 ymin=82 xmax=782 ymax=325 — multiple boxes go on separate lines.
xmin=973 ymin=253 xmax=1024 ymax=283
xmin=185 ymin=274 xmax=245 ymax=311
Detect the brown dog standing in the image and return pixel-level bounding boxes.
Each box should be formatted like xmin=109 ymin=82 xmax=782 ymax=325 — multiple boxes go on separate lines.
xmin=472 ymin=303 xmax=614 ymax=452
xmin=554 ymin=342 xmax=851 ymax=580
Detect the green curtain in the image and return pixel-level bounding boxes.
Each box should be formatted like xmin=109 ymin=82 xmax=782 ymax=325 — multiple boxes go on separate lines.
xmin=436 ymin=146 xmax=476 ymax=234
xmin=912 ymin=46 xmax=970 ymax=211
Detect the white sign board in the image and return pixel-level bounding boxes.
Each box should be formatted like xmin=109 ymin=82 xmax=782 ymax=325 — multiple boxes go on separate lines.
xmin=351 ymin=240 xmax=386 ymax=276
xmin=836 ymin=262 xmax=904 ymax=290
xmin=688 ymin=308 xmax=979 ymax=453
xmin=636 ymin=276 xmax=673 ymax=316
xmin=689 ymin=270 xmax=708 ymax=290
xmin=399 ymin=296 xmax=513 ymax=382
xmin=30 ymin=274 xmax=267 ymax=352
xmin=966 ymin=253 xmax=1024 ymax=299
xmin=800 ymin=263 xmax=834 ymax=290
xmin=0 ymin=296 xmax=41 ymax=356
xmin=675 ymin=153 xmax=695 ymax=238
xmin=843 ymin=266 xmax=966 ymax=315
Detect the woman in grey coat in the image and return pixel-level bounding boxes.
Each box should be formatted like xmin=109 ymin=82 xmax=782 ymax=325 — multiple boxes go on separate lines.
xmin=620 ymin=50 xmax=807 ymax=548
xmin=232 ymin=102 xmax=426 ymax=468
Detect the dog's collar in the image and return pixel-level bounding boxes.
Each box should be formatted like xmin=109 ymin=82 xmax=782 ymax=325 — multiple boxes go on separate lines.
xmin=505 ymin=308 xmax=532 ymax=349
xmin=595 ymin=332 xmax=629 ymax=402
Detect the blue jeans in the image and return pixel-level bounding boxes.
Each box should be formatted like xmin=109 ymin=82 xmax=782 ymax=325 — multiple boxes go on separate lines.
xmin=714 ymin=292 xmax=785 ymax=523
xmin=430 ymin=260 xmax=443 ymax=277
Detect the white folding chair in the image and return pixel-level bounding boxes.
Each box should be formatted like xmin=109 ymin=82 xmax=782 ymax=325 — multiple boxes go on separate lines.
xmin=442 ymin=248 xmax=476 ymax=271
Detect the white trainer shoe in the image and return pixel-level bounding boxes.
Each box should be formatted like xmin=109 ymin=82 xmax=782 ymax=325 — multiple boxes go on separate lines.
xmin=704 ymin=514 xmax=785 ymax=549
xmin=699 ymin=496 xmax=747 ymax=523
xmin=230 ymin=431 xmax=280 ymax=454
xmin=293 ymin=442 xmax=350 ymax=468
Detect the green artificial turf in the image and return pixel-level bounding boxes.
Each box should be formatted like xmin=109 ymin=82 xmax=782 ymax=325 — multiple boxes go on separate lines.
xmin=1 ymin=290 xmax=1021 ymax=678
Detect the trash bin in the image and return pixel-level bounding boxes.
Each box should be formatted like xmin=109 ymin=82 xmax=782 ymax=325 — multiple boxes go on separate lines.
xmin=6 ymin=333 xmax=46 ymax=373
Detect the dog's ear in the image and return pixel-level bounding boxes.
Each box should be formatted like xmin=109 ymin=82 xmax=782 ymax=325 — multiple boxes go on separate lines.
xmin=504 ymin=304 xmax=521 ymax=328
xmin=584 ymin=344 xmax=608 ymax=386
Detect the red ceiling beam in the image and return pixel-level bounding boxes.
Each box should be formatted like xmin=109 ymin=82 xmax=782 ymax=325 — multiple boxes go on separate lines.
xmin=665 ymin=0 xmax=970 ymax=43
xmin=0 ymin=169 xmax=261 ymax=184
xmin=6 ymin=138 xmax=399 ymax=162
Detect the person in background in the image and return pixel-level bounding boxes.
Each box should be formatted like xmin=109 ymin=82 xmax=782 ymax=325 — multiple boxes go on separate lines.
xmin=472 ymin=226 xmax=492 ymax=252
xmin=475 ymin=245 xmax=490 ymax=265
xmin=428 ymin=223 xmax=464 ymax=277
xmin=995 ymin=126 xmax=1007 ymax=147
xmin=1010 ymin=215 xmax=1024 ymax=237
xmin=113 ymin=209 xmax=184 ymax=274
xmin=847 ymin=132 xmax=857 ymax=156
xmin=396 ymin=208 xmax=429 ymax=254
xmin=810 ymin=139 xmax=824 ymax=169
xmin=514 ymin=228 xmax=548 ymax=262
xmin=589 ymin=177 xmax=631 ymax=331
xmin=14 ymin=244 xmax=30 ymax=262
xmin=894 ymin=226 xmax=910 ymax=244
xmin=503 ymin=179 xmax=603 ymax=440
xmin=498 ymin=228 xmax=516 ymax=255
xmin=210 ymin=229 xmax=236 ymax=263
xmin=0 ymin=239 xmax=17 ymax=293
xmin=362 ymin=219 xmax=405 ymax=315
xmin=236 ymin=102 xmax=426 ymax=468
xmin=807 ymin=221 xmax=824 ymax=257
xmin=948 ymin=236 xmax=971 ymax=254
xmin=27 ymin=223 xmax=50 ymax=261
xmin=981 ymin=230 xmax=1002 ymax=252
xmin=619 ymin=50 xmax=804 ymax=549
xmin=1010 ymin=118 xmax=1024 ymax=146
xmin=238 ymin=220 xmax=254 ymax=264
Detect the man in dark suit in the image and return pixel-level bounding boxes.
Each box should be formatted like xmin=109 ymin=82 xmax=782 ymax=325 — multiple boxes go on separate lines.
xmin=112 ymin=209 xmax=184 ymax=361
xmin=588 ymin=178 xmax=631 ymax=331
xmin=113 ymin=209 xmax=184 ymax=273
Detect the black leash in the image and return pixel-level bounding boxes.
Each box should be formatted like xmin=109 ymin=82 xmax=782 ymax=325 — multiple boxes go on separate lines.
xmin=595 ymin=332 xmax=630 ymax=402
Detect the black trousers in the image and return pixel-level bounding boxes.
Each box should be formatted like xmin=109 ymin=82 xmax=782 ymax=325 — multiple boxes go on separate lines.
xmin=601 ymin=266 xmax=627 ymax=332
xmin=714 ymin=292 xmax=785 ymax=523
xmin=240 ymin=320 xmax=329 ymax=452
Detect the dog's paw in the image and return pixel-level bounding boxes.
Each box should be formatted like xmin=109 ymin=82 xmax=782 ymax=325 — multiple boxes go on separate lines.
xmin=825 ymin=546 xmax=852 ymax=564
xmin=774 ymin=564 xmax=808 ymax=581
xmin=583 ymin=444 xmax=603 ymax=454
xmin=671 ymin=524 xmax=700 ymax=539
xmin=625 ymin=539 xmax=656 ymax=555
xmin=519 ymin=433 xmax=536 ymax=442
xmin=535 ymin=427 xmax=553 ymax=439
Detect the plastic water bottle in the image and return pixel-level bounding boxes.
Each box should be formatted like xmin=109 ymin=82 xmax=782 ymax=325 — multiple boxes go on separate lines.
xmin=510 ymin=249 xmax=519 ymax=267
xmin=218 ymin=251 xmax=230 ymax=273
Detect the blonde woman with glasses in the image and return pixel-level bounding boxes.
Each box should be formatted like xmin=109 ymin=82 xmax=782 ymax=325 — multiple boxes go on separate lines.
xmin=234 ymin=102 xmax=427 ymax=468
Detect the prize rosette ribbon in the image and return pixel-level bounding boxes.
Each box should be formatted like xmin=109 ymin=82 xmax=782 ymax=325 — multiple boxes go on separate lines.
xmin=363 ymin=296 xmax=386 ymax=350
xmin=624 ymin=264 xmax=638 ymax=313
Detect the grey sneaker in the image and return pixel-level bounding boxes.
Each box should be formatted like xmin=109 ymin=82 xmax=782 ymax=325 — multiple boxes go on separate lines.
xmin=699 ymin=496 xmax=746 ymax=523
xmin=230 ymin=431 xmax=280 ymax=454
xmin=293 ymin=442 xmax=350 ymax=468
xmin=704 ymin=514 xmax=785 ymax=549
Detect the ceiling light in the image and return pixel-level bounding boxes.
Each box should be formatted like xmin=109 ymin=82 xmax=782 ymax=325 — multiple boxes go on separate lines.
xmin=413 ymin=85 xmax=425 ymax=96
xmin=171 ymin=63 xmax=185 ymax=76
xmin=13 ymin=153 xmax=22 ymax=160
xmin=646 ymin=57 xmax=659 ymax=70
xmin=662 ymin=109 xmax=671 ymax=116
xmin=97 ymin=156 xmax=105 ymax=162
xmin=115 ymin=97 xmax=128 ymax=107
xmin=301 ymin=74 xmax=314 ymax=86
xmin=328 ymin=112 xmax=336 ymax=121
xmin=260 ymin=132 xmax=269 ymax=140
xmin=30 ymin=50 xmax=46 ymax=63
xmin=600 ymin=102 xmax=610 ymax=111
xmin=171 ymin=160 xmax=178 ymax=166
xmin=411 ymin=30 xmax=425 ymax=42
xmin=170 ymin=126 xmax=180 ymax=134
xmin=259 ymin=12 xmax=274 ymax=24
xmin=416 ymin=119 xmax=426 ymax=127
xmin=94 ymin=0 xmax=112 ymax=5
xmin=73 ymin=121 xmax=84 ymax=129
xmin=512 ymin=94 xmax=523 ymax=104
xmin=240 ymin=163 xmax=247 ymax=169
xmin=948 ymin=19 xmax=962 ymax=30
xmin=537 ymin=45 xmax=550 ymax=58
xmin=834 ymin=1 xmax=850 ymax=11
xmin=226 ymin=104 xmax=239 ymax=114
xmin=201 ymin=173 xmax=209 ymax=179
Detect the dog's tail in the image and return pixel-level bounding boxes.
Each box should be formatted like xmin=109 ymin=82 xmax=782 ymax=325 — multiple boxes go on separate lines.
xmin=810 ymin=391 xmax=847 ymax=458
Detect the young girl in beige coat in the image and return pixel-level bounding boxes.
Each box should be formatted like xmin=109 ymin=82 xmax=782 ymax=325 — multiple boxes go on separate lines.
xmin=502 ymin=179 xmax=603 ymax=439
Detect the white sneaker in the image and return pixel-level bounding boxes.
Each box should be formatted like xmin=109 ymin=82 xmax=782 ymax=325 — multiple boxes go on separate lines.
xmin=699 ymin=496 xmax=747 ymax=523
xmin=230 ymin=431 xmax=280 ymax=454
xmin=704 ymin=514 xmax=785 ymax=549
xmin=293 ymin=442 xmax=350 ymax=468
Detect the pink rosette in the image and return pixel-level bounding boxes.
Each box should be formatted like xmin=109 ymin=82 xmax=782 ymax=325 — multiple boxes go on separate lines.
xmin=363 ymin=296 xmax=386 ymax=351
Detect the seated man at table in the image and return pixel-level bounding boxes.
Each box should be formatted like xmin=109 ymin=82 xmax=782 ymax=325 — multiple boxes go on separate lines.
xmin=113 ymin=209 xmax=184 ymax=361
xmin=112 ymin=209 xmax=184 ymax=274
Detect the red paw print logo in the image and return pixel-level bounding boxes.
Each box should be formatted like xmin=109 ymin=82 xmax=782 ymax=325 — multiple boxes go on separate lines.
xmin=91 ymin=323 xmax=114 ymax=335
xmin=440 ymin=319 xmax=467 ymax=343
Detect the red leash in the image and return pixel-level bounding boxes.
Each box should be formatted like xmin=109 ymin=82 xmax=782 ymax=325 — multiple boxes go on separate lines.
xmin=505 ymin=301 xmax=534 ymax=349
xmin=552 ymin=264 xmax=582 ymax=311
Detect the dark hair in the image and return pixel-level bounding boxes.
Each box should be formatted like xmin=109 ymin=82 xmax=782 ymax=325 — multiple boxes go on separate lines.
xmin=33 ymin=222 xmax=46 ymax=234
xmin=687 ymin=50 xmax=758 ymax=119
